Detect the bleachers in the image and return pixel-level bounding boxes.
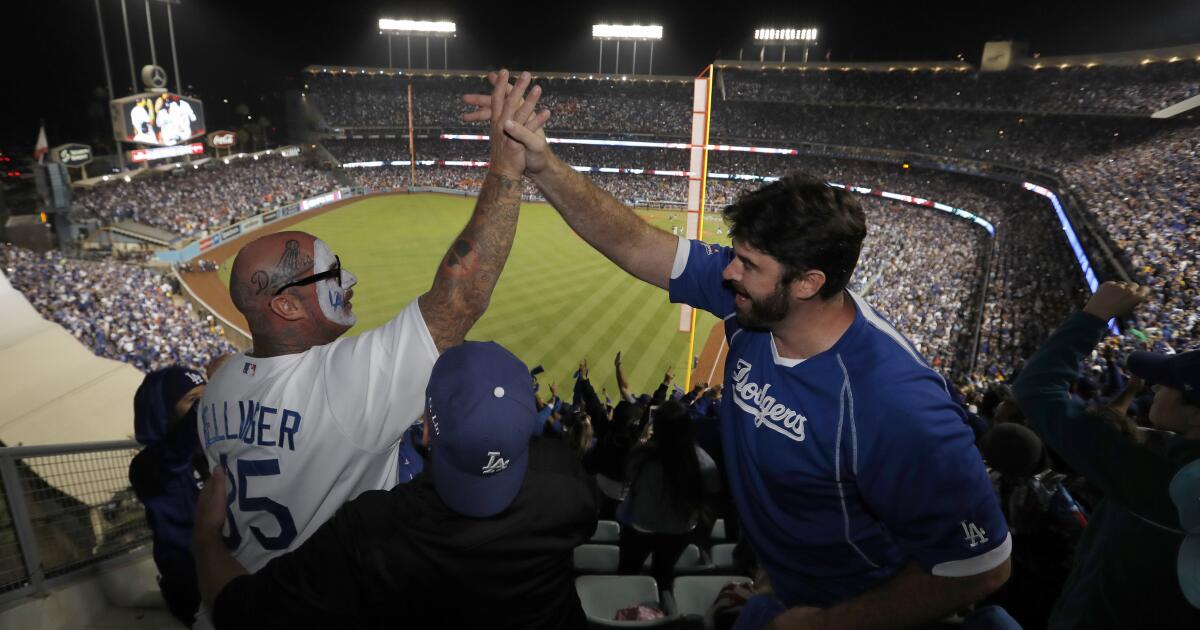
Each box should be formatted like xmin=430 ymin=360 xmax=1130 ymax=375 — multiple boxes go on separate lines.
xmin=573 ymin=516 xmax=755 ymax=627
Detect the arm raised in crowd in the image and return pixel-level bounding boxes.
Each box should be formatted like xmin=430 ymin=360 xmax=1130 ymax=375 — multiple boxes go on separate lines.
xmin=421 ymin=70 xmax=551 ymax=352
xmin=463 ymin=76 xmax=677 ymax=290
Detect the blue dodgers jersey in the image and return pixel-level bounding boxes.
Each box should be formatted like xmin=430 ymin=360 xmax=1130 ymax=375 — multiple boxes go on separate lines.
xmin=669 ymin=239 xmax=1010 ymax=607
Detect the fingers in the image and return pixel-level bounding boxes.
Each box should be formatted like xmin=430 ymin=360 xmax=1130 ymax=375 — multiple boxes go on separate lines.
xmin=501 ymin=71 xmax=533 ymax=123
xmin=502 ymin=119 xmax=545 ymax=147
xmin=489 ymin=69 xmax=510 ymax=124
xmin=514 ymin=83 xmax=542 ymax=126
xmin=527 ymin=109 xmax=552 ymax=133
xmin=461 ymin=93 xmax=493 ymax=122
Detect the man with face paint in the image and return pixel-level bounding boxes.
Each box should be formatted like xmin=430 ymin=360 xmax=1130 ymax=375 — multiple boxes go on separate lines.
xmin=195 ymin=70 xmax=549 ymax=586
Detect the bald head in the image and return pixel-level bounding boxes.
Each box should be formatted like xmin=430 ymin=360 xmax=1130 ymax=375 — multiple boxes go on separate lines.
xmin=230 ymin=231 xmax=317 ymax=319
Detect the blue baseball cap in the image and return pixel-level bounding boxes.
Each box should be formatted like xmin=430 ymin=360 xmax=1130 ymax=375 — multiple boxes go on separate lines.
xmin=1127 ymin=350 xmax=1200 ymax=405
xmin=425 ymin=342 xmax=537 ymax=518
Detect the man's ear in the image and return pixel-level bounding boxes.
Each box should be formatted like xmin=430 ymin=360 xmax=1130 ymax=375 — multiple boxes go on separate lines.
xmin=789 ymin=269 xmax=826 ymax=301
xmin=268 ymin=291 xmax=307 ymax=321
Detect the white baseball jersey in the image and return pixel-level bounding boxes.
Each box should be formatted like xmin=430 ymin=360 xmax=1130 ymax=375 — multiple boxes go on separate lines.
xmin=197 ymin=298 xmax=438 ymax=572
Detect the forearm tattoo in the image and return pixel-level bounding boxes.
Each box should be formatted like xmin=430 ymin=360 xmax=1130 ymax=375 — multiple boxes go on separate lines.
xmin=423 ymin=172 xmax=522 ymax=351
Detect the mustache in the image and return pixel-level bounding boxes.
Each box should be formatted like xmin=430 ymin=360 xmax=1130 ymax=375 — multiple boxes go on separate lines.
xmin=722 ymin=279 xmax=749 ymax=297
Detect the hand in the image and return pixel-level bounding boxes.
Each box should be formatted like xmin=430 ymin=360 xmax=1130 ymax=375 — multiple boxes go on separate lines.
xmin=549 ymin=382 xmax=558 ymax=399
xmin=1083 ymin=281 xmax=1150 ymax=322
xmin=663 ymin=366 xmax=674 ymax=384
xmin=464 ymin=72 xmax=553 ymax=175
xmin=765 ymin=606 xmax=825 ymax=630
xmin=483 ymin=70 xmax=548 ymax=180
xmin=579 ymin=358 xmax=589 ymax=380
xmin=194 ymin=465 xmax=228 ymax=543
xmin=615 ymin=351 xmax=622 ymax=367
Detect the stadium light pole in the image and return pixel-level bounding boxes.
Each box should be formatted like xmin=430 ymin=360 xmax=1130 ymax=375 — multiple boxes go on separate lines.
xmin=143 ymin=0 xmax=157 ymax=66
xmin=93 ymin=0 xmax=125 ymax=170
xmin=161 ymin=0 xmax=182 ymax=93
xmin=592 ymin=24 xmax=663 ymax=75
xmin=754 ymin=27 xmax=819 ymax=63
xmin=119 ymin=0 xmax=137 ymax=93
xmin=379 ymin=19 xmax=456 ymax=70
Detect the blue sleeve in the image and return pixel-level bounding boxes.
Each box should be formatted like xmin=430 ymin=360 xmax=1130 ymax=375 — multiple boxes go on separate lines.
xmin=667 ymin=239 xmax=736 ymax=319
xmin=857 ymin=377 xmax=1011 ymax=577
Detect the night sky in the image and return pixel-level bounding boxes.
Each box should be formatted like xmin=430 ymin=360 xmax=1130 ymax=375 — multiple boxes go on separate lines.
xmin=3 ymin=0 xmax=1198 ymax=150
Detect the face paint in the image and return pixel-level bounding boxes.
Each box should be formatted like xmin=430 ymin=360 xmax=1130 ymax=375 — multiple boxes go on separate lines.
xmin=313 ymin=239 xmax=358 ymax=328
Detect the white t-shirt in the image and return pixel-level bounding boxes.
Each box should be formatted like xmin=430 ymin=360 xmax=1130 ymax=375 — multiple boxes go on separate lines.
xmin=197 ymin=298 xmax=438 ymax=571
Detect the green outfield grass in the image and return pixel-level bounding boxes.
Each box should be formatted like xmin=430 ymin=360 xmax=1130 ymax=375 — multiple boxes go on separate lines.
xmin=219 ymin=193 xmax=732 ymax=395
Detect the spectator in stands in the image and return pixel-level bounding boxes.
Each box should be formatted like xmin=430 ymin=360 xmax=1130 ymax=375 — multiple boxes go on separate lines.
xmin=192 ymin=342 xmax=598 ymax=629
xmin=474 ymin=83 xmax=1011 ymax=627
xmin=74 ymin=156 xmax=337 ymax=239
xmin=616 ymin=400 xmax=720 ymax=589
xmin=128 ymin=366 xmax=208 ymax=627
xmin=978 ymin=423 xmax=1086 ymax=627
xmin=1013 ymin=280 xmax=1200 ymax=629
xmin=0 ymin=243 xmax=235 ymax=373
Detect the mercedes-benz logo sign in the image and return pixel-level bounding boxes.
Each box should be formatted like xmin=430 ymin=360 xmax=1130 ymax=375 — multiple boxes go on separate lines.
xmin=141 ymin=64 xmax=168 ymax=89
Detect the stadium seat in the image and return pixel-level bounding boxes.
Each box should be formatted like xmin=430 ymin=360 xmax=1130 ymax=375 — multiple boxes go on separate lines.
xmin=575 ymin=544 xmax=621 ymax=573
xmin=575 ymin=575 xmax=673 ymax=627
xmin=641 ymin=543 xmax=711 ymax=575
xmin=670 ymin=575 xmax=753 ymax=625
xmin=592 ymin=520 xmax=621 ymax=543
xmin=710 ymin=518 xmax=726 ymax=542
xmin=710 ymin=544 xmax=737 ymax=572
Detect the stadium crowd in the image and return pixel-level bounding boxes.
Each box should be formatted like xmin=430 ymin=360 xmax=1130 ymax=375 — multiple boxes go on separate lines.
xmin=720 ymin=63 xmax=1200 ymax=114
xmin=8 ymin=62 xmax=1195 ymax=629
xmin=73 ymin=156 xmax=338 ymax=239
xmin=1 ymin=243 xmax=236 ymax=373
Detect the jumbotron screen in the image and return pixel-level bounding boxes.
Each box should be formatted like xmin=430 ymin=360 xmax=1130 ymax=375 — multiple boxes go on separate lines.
xmin=110 ymin=92 xmax=206 ymax=147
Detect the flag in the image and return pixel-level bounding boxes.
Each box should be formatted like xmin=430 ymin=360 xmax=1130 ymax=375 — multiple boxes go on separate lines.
xmin=33 ymin=122 xmax=48 ymax=164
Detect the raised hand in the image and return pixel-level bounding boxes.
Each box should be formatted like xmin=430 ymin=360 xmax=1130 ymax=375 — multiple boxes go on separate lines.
xmin=663 ymin=366 xmax=675 ymax=384
xmin=1083 ymin=281 xmax=1150 ymax=322
xmin=486 ymin=70 xmax=550 ymax=180
xmin=465 ymin=71 xmax=553 ymax=175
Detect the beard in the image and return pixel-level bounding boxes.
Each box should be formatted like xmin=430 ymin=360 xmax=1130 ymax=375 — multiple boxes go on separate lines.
xmin=726 ymin=279 xmax=790 ymax=330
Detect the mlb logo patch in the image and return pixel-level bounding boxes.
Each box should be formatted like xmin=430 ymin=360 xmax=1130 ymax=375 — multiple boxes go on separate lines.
xmin=242 ymin=362 xmax=256 ymax=376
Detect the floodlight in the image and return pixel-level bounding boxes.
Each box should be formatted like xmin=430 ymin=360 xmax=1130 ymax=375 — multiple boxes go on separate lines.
xmin=378 ymin=19 xmax=456 ymax=35
xmin=592 ymin=24 xmax=663 ymax=40
xmin=754 ymin=27 xmax=818 ymax=42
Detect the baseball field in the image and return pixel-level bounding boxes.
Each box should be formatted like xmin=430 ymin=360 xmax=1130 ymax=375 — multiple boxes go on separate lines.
xmin=212 ymin=193 xmax=730 ymax=396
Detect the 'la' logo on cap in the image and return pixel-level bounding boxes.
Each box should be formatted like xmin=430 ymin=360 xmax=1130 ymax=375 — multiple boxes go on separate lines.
xmin=482 ymin=451 xmax=509 ymax=475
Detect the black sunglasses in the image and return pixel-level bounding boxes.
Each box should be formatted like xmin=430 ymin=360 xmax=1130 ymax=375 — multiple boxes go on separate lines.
xmin=274 ymin=255 xmax=341 ymax=296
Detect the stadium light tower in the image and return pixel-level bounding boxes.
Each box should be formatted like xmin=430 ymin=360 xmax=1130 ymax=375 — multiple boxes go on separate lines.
xmin=592 ymin=24 xmax=663 ymax=75
xmin=754 ymin=27 xmax=819 ymax=63
xmin=379 ymin=18 xmax=457 ymax=70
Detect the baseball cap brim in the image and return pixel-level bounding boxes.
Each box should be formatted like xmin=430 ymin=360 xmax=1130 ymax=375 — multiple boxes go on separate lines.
xmin=430 ymin=444 xmax=528 ymax=518
xmin=1128 ymin=351 xmax=1181 ymax=389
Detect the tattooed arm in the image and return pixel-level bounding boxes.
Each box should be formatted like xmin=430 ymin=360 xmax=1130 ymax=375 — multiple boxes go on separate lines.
xmin=418 ymin=70 xmax=549 ymax=353
xmin=418 ymin=172 xmax=522 ymax=352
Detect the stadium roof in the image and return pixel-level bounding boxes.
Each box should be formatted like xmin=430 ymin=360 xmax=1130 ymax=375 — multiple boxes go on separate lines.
xmin=302 ymin=65 xmax=693 ymax=83
xmin=714 ymin=59 xmax=974 ymax=72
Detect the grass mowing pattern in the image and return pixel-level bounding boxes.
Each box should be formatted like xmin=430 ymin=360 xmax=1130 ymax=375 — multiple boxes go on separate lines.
xmin=219 ymin=193 xmax=730 ymax=395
